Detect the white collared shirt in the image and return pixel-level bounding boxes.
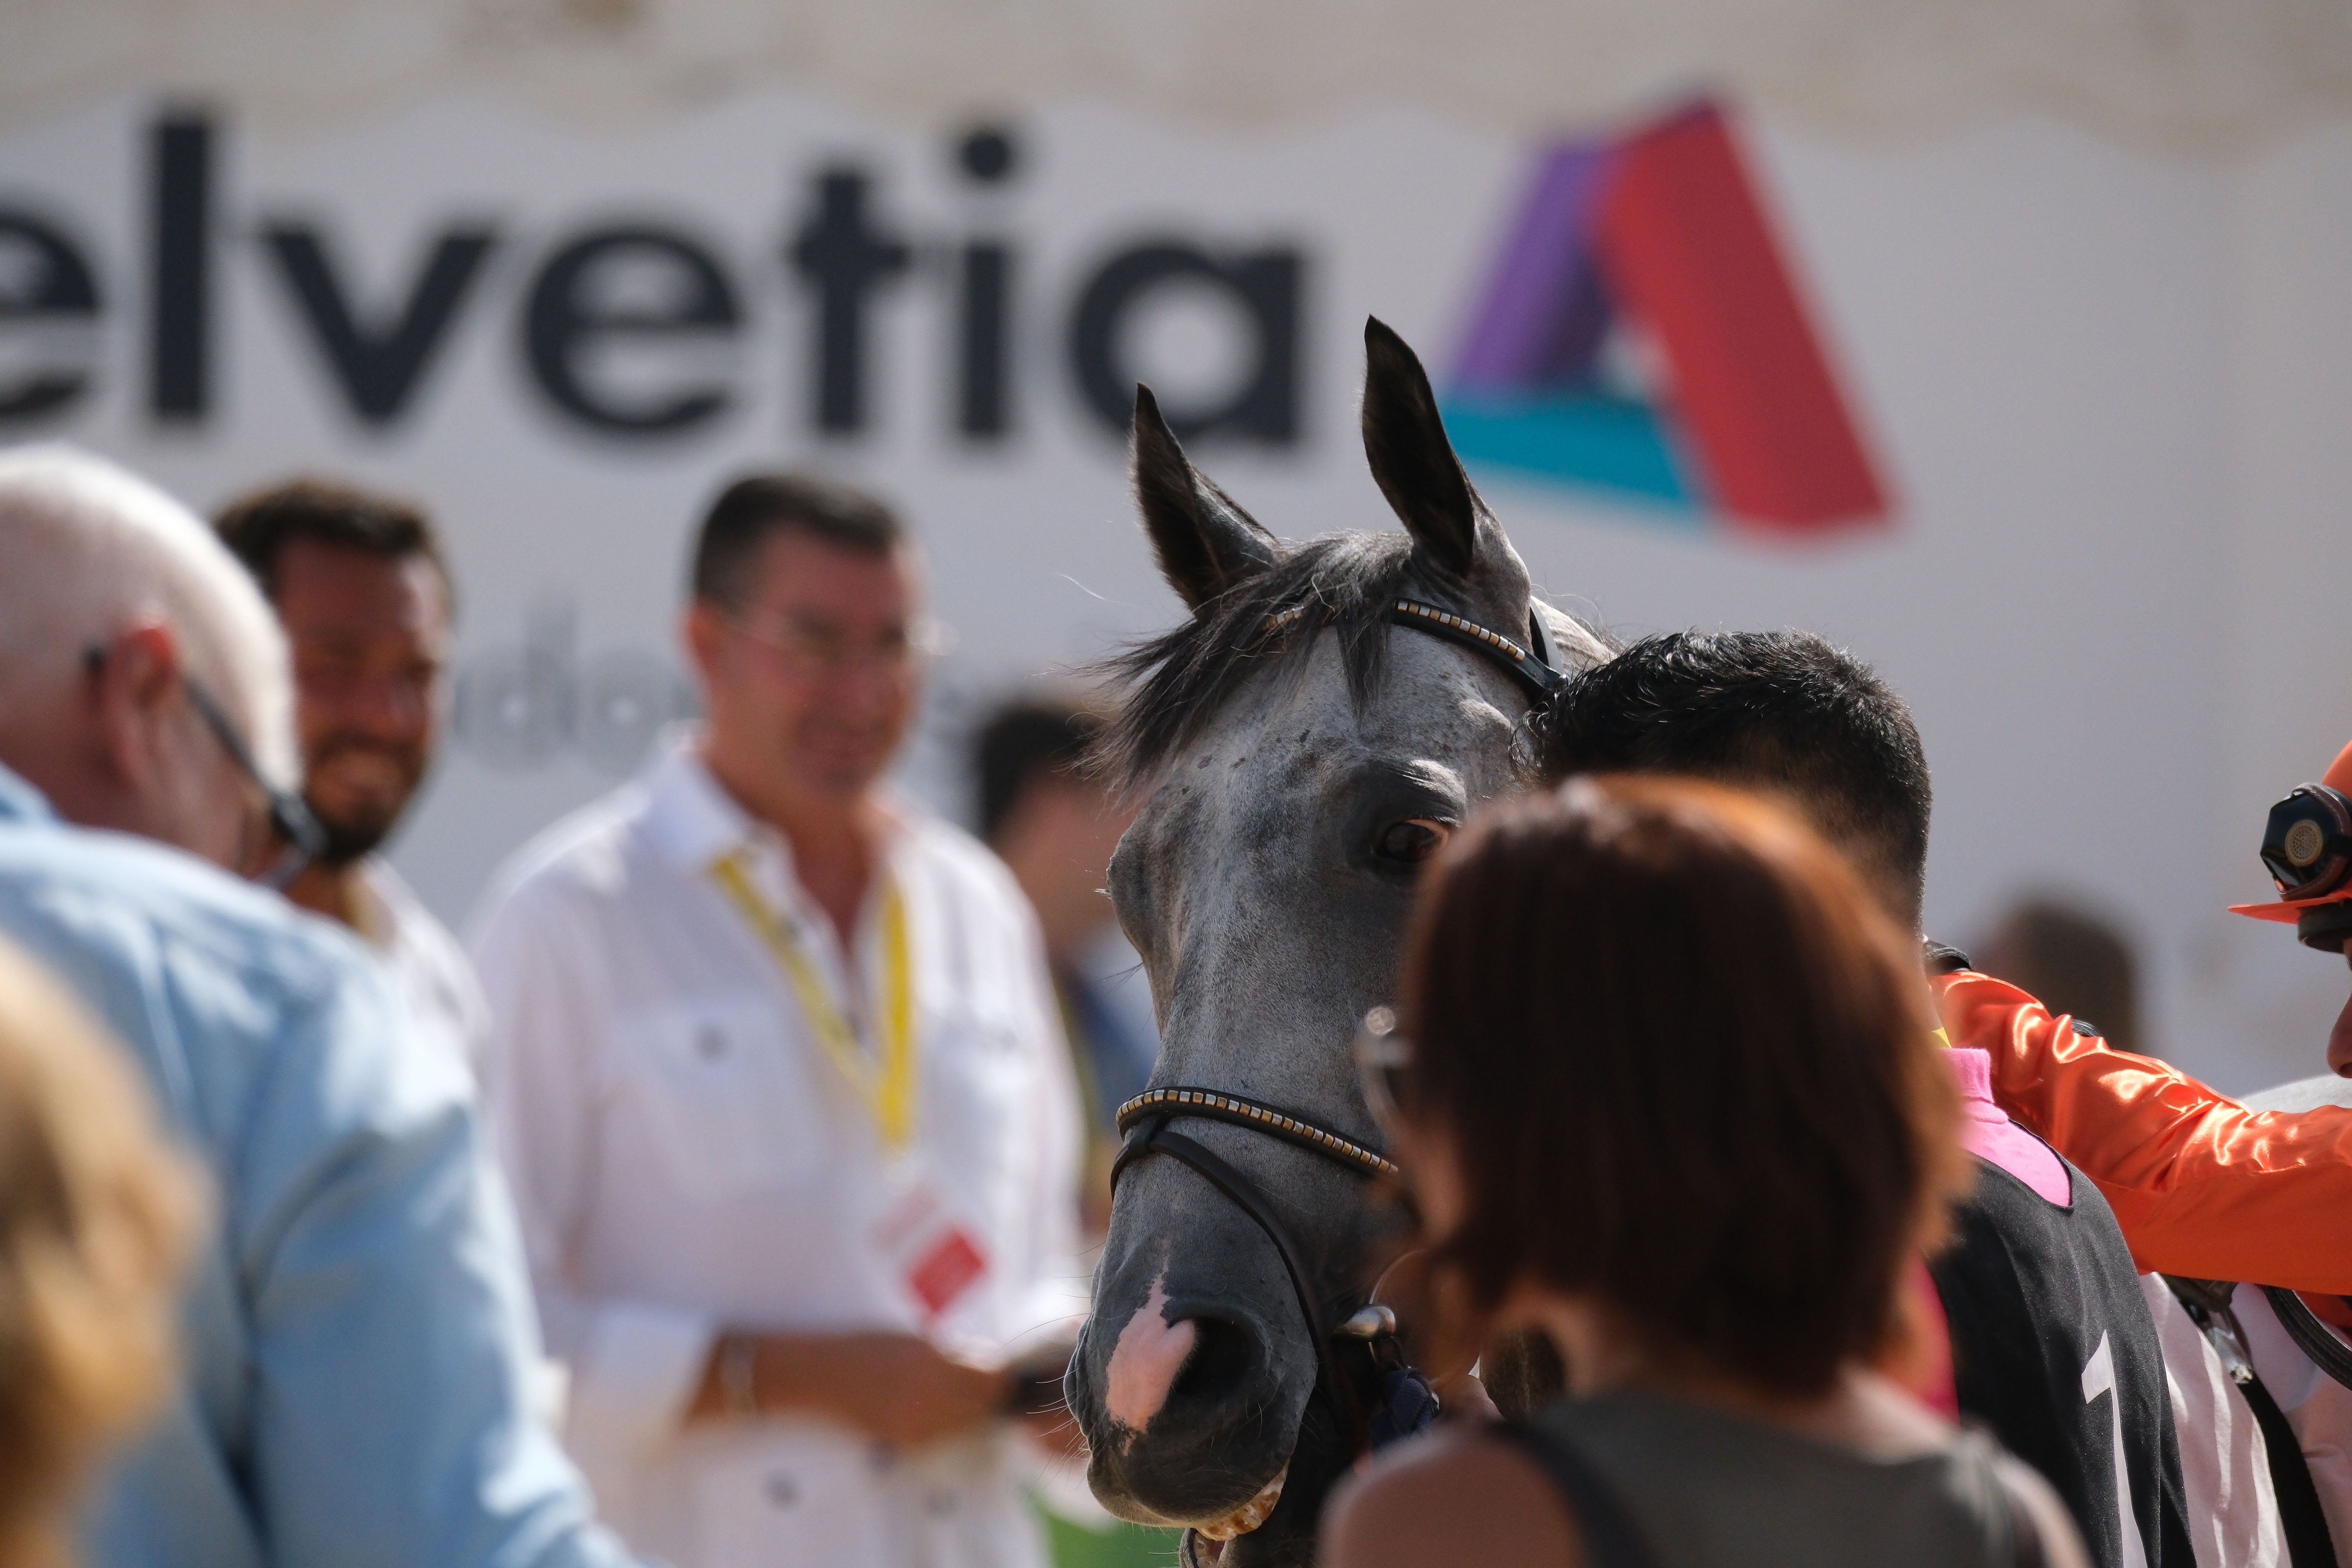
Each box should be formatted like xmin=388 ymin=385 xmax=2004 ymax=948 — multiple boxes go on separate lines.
xmin=469 ymin=735 xmax=1086 ymax=1568
xmin=352 ymin=855 xmax=489 ymax=1075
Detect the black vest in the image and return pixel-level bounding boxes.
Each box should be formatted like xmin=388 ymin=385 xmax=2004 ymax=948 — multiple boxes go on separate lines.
xmin=1928 ymin=1155 xmax=2195 ymax=1568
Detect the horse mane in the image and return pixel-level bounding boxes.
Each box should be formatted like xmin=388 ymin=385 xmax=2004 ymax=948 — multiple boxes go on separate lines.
xmin=1094 ymin=530 xmax=1465 ymax=790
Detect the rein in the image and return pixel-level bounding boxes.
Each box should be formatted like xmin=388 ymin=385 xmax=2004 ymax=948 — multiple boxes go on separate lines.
xmin=1106 ymin=595 xmax=1569 ymax=1467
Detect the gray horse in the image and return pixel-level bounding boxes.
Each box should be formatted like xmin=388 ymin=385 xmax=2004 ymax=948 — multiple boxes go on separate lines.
xmin=1062 ymin=319 xmax=1610 ymax=1567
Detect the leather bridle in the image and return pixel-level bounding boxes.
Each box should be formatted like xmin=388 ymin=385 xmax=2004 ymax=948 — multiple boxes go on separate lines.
xmin=1378 ymin=597 xmax=1569 ymax=704
xmin=1106 ymin=596 xmax=1571 ymax=1457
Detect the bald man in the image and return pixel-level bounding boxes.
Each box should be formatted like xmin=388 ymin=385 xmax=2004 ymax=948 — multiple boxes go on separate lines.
xmin=0 ymin=446 xmax=638 ymax=1568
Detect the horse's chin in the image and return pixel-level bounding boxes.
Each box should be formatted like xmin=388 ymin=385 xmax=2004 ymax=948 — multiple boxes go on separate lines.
xmin=1184 ymin=1523 xmax=1300 ymax=1568
xmin=1175 ymin=1401 xmax=1356 ymax=1568
xmin=1179 ymin=1506 xmax=1311 ymax=1568
xmin=1193 ymin=1464 xmax=1287 ymax=1542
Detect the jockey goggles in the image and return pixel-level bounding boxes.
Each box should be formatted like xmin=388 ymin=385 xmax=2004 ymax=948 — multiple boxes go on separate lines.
xmin=2260 ymin=785 xmax=2352 ymax=906
xmin=2230 ymin=737 xmax=2352 ymax=953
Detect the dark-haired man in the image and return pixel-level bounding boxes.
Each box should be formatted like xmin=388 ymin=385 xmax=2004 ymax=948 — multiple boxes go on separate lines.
xmin=1539 ymin=631 xmax=2200 ymax=1568
xmin=973 ymin=695 xmax=1156 ymax=1237
xmin=470 ymin=473 xmax=1084 ymax=1568
xmin=216 ymin=478 xmax=483 ymax=1068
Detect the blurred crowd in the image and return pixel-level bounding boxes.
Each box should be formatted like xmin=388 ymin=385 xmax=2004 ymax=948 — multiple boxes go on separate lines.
xmin=2 ymin=443 xmax=2351 ymax=1568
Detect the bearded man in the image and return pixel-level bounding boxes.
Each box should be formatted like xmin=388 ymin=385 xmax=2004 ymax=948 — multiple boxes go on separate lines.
xmin=216 ymin=477 xmax=485 ymax=1067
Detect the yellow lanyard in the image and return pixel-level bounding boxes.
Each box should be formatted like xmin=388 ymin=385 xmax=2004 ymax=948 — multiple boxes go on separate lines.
xmin=709 ymin=849 xmax=918 ymax=1150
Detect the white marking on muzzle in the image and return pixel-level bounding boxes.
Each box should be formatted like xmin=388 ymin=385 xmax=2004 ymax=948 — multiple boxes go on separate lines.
xmin=1104 ymin=1272 xmax=1196 ymax=1435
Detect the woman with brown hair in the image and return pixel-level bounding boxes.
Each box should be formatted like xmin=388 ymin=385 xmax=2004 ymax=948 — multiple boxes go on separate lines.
xmin=1321 ymin=777 xmax=2086 ymax=1568
xmin=0 ymin=937 xmax=199 ymax=1568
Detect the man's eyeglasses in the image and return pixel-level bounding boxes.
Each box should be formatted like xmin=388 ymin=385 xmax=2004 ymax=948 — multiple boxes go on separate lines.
xmin=85 ymin=646 xmax=326 ymax=890
xmin=720 ymin=606 xmax=948 ymax=677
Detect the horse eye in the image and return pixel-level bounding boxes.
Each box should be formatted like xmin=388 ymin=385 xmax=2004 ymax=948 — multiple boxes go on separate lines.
xmin=1373 ymin=818 xmax=1449 ymax=865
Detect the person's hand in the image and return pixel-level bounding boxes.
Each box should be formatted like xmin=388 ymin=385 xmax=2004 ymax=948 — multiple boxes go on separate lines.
xmin=831 ymin=1333 xmax=1011 ymax=1446
xmin=688 ymin=1330 xmax=1010 ymax=1446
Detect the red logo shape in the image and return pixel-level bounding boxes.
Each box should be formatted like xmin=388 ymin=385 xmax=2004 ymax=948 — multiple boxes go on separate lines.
xmin=907 ymin=1227 xmax=988 ymax=1319
xmin=1449 ymin=103 xmax=1892 ymax=539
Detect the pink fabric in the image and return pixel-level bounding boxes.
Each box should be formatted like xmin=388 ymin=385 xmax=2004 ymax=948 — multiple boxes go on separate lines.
xmin=1948 ymin=1046 xmax=2073 ymax=1205
xmin=1899 ymin=1256 xmax=1958 ymax=1418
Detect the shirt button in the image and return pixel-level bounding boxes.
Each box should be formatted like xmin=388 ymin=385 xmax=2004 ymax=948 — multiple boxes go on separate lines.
xmin=765 ymin=1474 xmax=798 ymax=1508
xmin=698 ymin=1027 xmax=727 ymax=1059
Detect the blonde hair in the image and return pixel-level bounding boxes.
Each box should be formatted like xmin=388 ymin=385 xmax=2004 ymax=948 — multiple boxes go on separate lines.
xmin=0 ymin=937 xmax=201 ymax=1568
xmin=0 ymin=445 xmax=297 ymax=792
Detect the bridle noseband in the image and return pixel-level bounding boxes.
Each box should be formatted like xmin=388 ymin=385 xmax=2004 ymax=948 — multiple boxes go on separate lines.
xmin=1116 ymin=1087 xmax=1397 ymax=1179
xmin=1110 ymin=1087 xmax=1400 ymax=1428
xmin=1106 ymin=596 xmax=1568 ymax=1460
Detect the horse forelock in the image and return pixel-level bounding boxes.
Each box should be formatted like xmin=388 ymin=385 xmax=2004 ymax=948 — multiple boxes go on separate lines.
xmin=1094 ymin=530 xmax=1601 ymax=793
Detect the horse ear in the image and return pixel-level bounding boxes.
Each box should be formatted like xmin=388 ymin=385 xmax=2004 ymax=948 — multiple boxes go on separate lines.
xmin=1131 ymin=384 xmax=1279 ymax=612
xmin=1361 ymin=317 xmax=1480 ymax=579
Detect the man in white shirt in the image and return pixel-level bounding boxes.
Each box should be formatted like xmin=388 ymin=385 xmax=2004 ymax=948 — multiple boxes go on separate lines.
xmin=470 ymin=473 xmax=1087 ymax=1568
xmin=216 ymin=478 xmax=487 ymax=1069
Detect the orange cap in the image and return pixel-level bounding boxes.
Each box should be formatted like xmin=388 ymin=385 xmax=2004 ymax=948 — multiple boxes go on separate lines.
xmin=2229 ymin=735 xmax=2352 ymax=923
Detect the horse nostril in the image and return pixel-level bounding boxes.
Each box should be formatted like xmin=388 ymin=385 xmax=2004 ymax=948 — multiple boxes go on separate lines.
xmin=1169 ymin=1314 xmax=1261 ymax=1407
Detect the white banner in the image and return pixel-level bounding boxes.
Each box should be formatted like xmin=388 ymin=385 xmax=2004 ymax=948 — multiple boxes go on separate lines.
xmin=4 ymin=90 xmax=2349 ymax=1090
xmin=11 ymin=0 xmax=2352 ymax=147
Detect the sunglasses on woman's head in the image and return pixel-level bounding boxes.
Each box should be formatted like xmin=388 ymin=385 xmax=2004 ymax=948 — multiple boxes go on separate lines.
xmin=1353 ymin=1005 xmax=1411 ymax=1137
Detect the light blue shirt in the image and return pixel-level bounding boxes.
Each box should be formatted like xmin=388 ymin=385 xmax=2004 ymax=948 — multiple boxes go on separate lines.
xmin=0 ymin=766 xmax=640 ymax=1568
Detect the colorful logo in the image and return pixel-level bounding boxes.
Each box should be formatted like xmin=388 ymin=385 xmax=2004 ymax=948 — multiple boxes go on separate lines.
xmin=1446 ymin=103 xmax=1890 ymax=539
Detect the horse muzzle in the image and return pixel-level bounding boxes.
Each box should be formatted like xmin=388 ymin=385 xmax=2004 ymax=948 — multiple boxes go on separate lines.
xmin=1067 ymin=1288 xmax=1305 ymax=1527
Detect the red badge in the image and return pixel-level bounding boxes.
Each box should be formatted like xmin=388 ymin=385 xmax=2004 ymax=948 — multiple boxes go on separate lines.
xmin=906 ymin=1227 xmax=988 ymax=1318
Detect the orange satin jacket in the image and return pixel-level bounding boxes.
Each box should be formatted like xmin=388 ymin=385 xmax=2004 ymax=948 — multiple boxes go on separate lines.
xmin=1934 ymin=968 xmax=2352 ymax=1293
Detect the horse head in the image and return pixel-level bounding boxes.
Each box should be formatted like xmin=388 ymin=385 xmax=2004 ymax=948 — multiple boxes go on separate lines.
xmin=1063 ymin=319 xmax=1609 ymax=1566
